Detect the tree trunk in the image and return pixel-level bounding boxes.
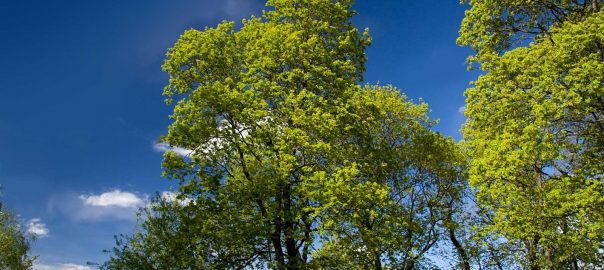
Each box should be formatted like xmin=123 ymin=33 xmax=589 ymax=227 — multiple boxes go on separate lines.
xmin=526 ymin=237 xmax=541 ymax=270
xmin=404 ymin=260 xmax=415 ymax=270
xmin=373 ymin=250 xmax=382 ymax=270
xmin=544 ymin=245 xmax=554 ymax=270
xmin=448 ymin=226 xmax=471 ymax=270
xmin=283 ymin=181 xmax=301 ymax=269
xmin=272 ymin=216 xmax=285 ymax=269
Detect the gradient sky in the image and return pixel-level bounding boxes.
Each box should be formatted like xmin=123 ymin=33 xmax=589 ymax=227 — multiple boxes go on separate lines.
xmin=0 ymin=1 xmax=477 ymax=269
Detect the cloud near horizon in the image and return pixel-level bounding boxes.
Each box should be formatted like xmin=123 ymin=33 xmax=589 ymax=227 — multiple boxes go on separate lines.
xmin=33 ymin=263 xmax=92 ymax=270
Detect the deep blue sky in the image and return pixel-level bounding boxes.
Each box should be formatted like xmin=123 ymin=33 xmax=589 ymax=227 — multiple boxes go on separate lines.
xmin=0 ymin=1 xmax=476 ymax=269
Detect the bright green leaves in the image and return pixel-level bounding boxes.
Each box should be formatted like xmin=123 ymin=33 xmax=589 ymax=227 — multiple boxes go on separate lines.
xmin=0 ymin=207 xmax=35 ymax=270
xmin=158 ymin=1 xmax=375 ymax=268
xmin=106 ymin=1 xmax=468 ymax=269
xmin=300 ymin=85 xmax=467 ymax=269
xmin=458 ymin=0 xmax=603 ymax=68
xmin=461 ymin=1 xmax=604 ymax=268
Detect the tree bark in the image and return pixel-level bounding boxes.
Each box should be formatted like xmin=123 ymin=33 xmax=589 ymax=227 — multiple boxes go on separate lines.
xmin=283 ymin=180 xmax=301 ymax=269
xmin=373 ymin=250 xmax=382 ymax=270
xmin=526 ymin=237 xmax=541 ymax=270
xmin=448 ymin=227 xmax=471 ymax=270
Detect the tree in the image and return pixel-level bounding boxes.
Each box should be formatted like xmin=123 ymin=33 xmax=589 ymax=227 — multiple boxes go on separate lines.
xmin=105 ymin=86 xmax=467 ymax=270
xmin=158 ymin=0 xmax=368 ymax=268
xmin=459 ymin=1 xmax=604 ymax=269
xmin=0 ymin=203 xmax=35 ymax=270
xmin=102 ymin=196 xmax=228 ymax=270
xmin=306 ymin=86 xmax=467 ymax=270
xmin=105 ymin=0 xmax=467 ymax=269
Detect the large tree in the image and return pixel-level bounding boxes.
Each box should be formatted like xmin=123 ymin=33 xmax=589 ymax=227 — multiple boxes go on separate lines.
xmin=159 ymin=0 xmax=369 ymax=268
xmin=105 ymin=0 xmax=467 ymax=269
xmin=105 ymin=86 xmax=467 ymax=270
xmin=459 ymin=1 xmax=604 ymax=269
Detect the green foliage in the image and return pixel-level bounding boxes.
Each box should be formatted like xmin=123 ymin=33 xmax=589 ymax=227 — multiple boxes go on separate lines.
xmin=458 ymin=0 xmax=603 ymax=68
xmin=105 ymin=0 xmax=467 ymax=269
xmin=460 ymin=0 xmax=604 ymax=269
xmin=158 ymin=2 xmax=369 ymax=268
xmin=0 ymin=206 xmax=35 ymax=270
xmin=305 ymin=86 xmax=467 ymax=269
xmin=102 ymin=195 xmax=265 ymax=270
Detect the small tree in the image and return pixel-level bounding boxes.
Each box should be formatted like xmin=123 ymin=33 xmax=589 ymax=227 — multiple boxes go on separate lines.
xmin=0 ymin=203 xmax=35 ymax=270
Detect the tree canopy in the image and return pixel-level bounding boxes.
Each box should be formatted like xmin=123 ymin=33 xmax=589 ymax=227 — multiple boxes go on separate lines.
xmin=103 ymin=0 xmax=604 ymax=269
xmin=459 ymin=0 xmax=604 ymax=269
xmin=104 ymin=0 xmax=467 ymax=269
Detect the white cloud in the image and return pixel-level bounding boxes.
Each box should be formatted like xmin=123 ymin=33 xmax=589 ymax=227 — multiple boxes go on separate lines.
xmin=153 ymin=142 xmax=194 ymax=158
xmin=160 ymin=191 xmax=194 ymax=206
xmin=26 ymin=218 xmax=49 ymax=238
xmin=49 ymin=190 xmax=147 ymax=222
xmin=457 ymin=106 xmax=466 ymax=114
xmin=53 ymin=189 xmax=196 ymax=222
xmin=154 ymin=119 xmax=257 ymax=159
xmin=79 ymin=190 xmax=144 ymax=208
xmin=33 ymin=263 xmax=92 ymax=270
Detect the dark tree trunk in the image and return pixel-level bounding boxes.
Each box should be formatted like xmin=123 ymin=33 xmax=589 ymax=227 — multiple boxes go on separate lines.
xmin=283 ymin=181 xmax=301 ymax=269
xmin=526 ymin=237 xmax=541 ymax=270
xmin=271 ymin=211 xmax=285 ymax=269
xmin=373 ymin=251 xmax=382 ymax=270
xmin=448 ymin=226 xmax=471 ymax=270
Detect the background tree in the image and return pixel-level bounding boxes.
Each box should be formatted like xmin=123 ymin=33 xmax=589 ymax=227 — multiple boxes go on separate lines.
xmin=459 ymin=1 xmax=604 ymax=269
xmin=306 ymin=85 xmax=467 ymax=269
xmin=0 ymin=201 xmax=35 ymax=270
xmin=102 ymin=195 xmax=258 ymax=270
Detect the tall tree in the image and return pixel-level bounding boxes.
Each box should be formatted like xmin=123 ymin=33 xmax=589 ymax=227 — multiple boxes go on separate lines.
xmin=159 ymin=0 xmax=368 ymax=268
xmin=459 ymin=1 xmax=604 ymax=269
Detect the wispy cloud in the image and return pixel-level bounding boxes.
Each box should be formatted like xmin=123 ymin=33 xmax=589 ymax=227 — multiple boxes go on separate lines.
xmin=153 ymin=119 xmax=255 ymax=158
xmin=52 ymin=189 xmax=197 ymax=222
xmin=79 ymin=190 xmax=144 ymax=208
xmin=223 ymin=0 xmax=259 ymax=18
xmin=457 ymin=105 xmax=466 ymax=114
xmin=153 ymin=142 xmax=194 ymax=158
xmin=33 ymin=263 xmax=92 ymax=270
xmin=48 ymin=190 xmax=147 ymax=222
xmin=26 ymin=218 xmax=49 ymax=238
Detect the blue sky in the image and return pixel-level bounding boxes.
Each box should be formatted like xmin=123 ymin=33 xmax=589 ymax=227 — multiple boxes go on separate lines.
xmin=0 ymin=1 xmax=476 ymax=269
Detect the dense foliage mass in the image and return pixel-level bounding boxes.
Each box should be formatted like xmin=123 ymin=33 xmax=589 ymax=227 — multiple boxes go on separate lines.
xmin=459 ymin=0 xmax=604 ymax=269
xmin=105 ymin=0 xmax=467 ymax=269
xmin=103 ymin=0 xmax=604 ymax=269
